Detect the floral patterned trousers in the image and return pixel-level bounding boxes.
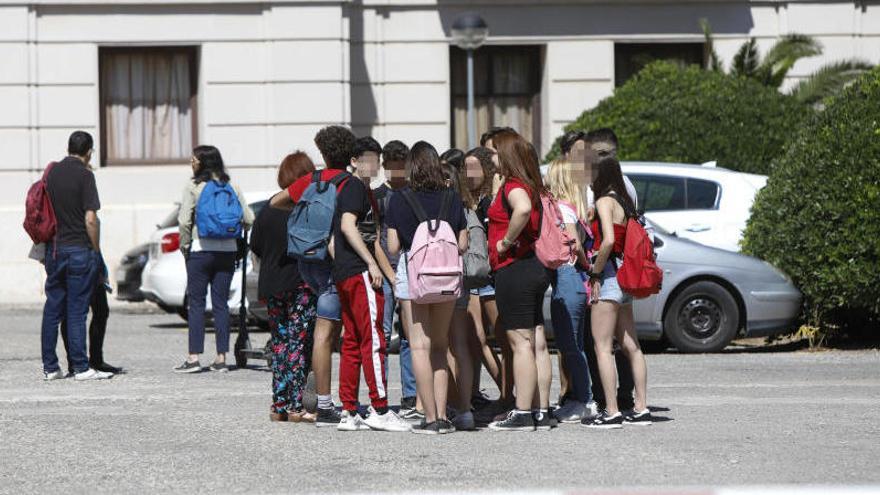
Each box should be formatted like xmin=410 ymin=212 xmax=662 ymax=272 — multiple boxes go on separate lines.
xmin=267 ymin=286 xmax=317 ymax=414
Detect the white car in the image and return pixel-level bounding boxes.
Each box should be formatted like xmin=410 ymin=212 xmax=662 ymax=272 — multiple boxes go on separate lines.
xmin=139 ymin=191 xmax=274 ymax=320
xmin=622 ymin=162 xmax=767 ymax=252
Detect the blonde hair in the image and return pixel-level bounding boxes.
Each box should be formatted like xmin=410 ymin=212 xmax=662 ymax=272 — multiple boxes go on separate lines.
xmin=546 ymin=159 xmax=588 ymax=221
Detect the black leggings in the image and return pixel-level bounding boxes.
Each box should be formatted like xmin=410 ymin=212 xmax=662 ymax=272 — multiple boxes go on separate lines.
xmin=60 ymin=286 xmax=110 ymax=371
xmin=493 ymin=255 xmax=549 ymax=330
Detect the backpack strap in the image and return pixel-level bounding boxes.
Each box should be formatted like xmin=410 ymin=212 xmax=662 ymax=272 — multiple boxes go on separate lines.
xmin=313 ymin=170 xmax=350 ymax=194
xmin=41 ymin=162 xmax=57 ymax=181
xmin=402 ymin=188 xmax=439 ymax=232
xmin=435 ymin=189 xmax=453 ymax=234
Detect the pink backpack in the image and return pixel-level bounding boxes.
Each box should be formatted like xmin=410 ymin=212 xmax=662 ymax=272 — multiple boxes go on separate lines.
xmin=401 ymin=189 xmax=462 ymax=304
xmin=535 ymin=194 xmax=576 ymax=270
xmin=23 ymin=162 xmax=57 ymax=244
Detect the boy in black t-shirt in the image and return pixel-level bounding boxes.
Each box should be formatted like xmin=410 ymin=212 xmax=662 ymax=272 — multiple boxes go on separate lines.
xmin=333 ymin=137 xmax=410 ymax=432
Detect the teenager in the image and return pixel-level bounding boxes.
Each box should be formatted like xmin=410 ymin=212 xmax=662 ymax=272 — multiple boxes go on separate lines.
xmin=387 ymin=141 xmax=468 ymax=435
xmin=584 ymin=156 xmax=651 ymax=429
xmin=487 ymin=130 xmax=551 ymax=432
xmin=270 ymin=126 xmax=355 ymax=427
xmin=251 ymin=152 xmax=318 ymax=422
xmin=174 ymin=145 xmax=254 ymax=374
xmin=545 ymin=159 xmax=597 ymax=423
xmin=462 ymin=147 xmax=503 ymax=401
xmin=441 ymin=153 xmax=476 ymax=431
xmin=333 ymin=136 xmax=410 ymax=432
xmin=374 ymin=140 xmax=419 ymax=415
xmin=41 ymin=131 xmax=112 ymax=381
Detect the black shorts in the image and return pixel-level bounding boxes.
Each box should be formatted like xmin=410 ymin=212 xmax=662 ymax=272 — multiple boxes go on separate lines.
xmin=494 ymin=255 xmax=550 ymax=330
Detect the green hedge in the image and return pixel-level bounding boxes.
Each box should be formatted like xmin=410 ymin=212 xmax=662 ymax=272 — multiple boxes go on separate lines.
xmin=547 ymin=61 xmax=812 ymax=175
xmin=742 ymin=66 xmax=880 ymax=330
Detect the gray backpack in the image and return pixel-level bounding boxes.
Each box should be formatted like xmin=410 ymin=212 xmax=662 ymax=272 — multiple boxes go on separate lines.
xmin=463 ymin=208 xmax=491 ymax=290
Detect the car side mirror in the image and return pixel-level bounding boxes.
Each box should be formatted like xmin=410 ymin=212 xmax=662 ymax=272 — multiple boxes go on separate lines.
xmin=653 ymin=236 xmax=665 ymax=249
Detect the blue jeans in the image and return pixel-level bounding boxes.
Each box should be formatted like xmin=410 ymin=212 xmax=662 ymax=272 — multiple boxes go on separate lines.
xmin=299 ymin=261 xmax=342 ymax=321
xmin=550 ymin=264 xmax=592 ymax=404
xmin=383 ymin=277 xmax=416 ymax=399
xmin=186 ymin=251 xmax=235 ymax=354
xmin=41 ymin=246 xmax=98 ymax=374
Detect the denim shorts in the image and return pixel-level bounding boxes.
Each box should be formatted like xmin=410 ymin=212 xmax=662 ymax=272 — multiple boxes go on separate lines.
xmin=299 ymin=261 xmax=342 ymax=321
xmin=470 ymin=283 xmax=496 ymax=297
xmin=597 ymin=259 xmax=633 ymax=305
xmin=394 ymin=253 xmax=409 ymax=300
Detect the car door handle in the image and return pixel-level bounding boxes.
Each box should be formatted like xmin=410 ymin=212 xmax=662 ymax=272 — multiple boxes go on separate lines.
xmin=685 ymin=224 xmax=712 ymax=232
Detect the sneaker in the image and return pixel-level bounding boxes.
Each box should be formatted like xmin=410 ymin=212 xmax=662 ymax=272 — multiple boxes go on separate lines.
xmin=438 ymin=418 xmax=457 ymax=434
xmin=411 ymin=420 xmax=441 ymax=435
xmin=209 ymin=362 xmax=228 ymax=373
xmin=583 ymin=411 xmax=625 ymax=429
xmin=43 ymin=370 xmax=65 ymax=381
xmin=452 ymin=411 xmax=476 ymax=431
xmin=173 ymin=360 xmax=201 ymax=374
xmin=401 ymin=408 xmax=426 ymax=422
xmin=315 ymin=407 xmax=342 ymax=428
xmin=586 ymin=401 xmax=600 ymax=419
xmin=534 ymin=410 xmax=552 ymax=431
xmin=471 ymin=390 xmax=493 ymax=410
xmin=337 ymin=410 xmax=370 ymax=431
xmin=400 ymin=396 xmax=417 ymax=412
xmin=624 ymin=409 xmax=653 ymax=426
xmin=488 ymin=410 xmax=536 ymax=432
xmin=364 ymin=407 xmax=411 ymax=432
xmin=74 ymin=368 xmax=113 ymax=381
xmin=553 ymin=400 xmax=588 ymax=423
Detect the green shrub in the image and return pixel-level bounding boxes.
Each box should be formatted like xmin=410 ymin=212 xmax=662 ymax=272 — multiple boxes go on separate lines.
xmin=742 ymin=66 xmax=880 ymax=331
xmin=547 ymin=61 xmax=812 ymax=175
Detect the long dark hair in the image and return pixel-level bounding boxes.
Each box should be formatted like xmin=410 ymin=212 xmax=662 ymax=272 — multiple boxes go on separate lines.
xmin=591 ymin=156 xmax=636 ymax=215
xmin=192 ymin=145 xmax=230 ymax=184
xmin=407 ymin=141 xmax=446 ymax=192
xmin=492 ymin=129 xmax=544 ymax=206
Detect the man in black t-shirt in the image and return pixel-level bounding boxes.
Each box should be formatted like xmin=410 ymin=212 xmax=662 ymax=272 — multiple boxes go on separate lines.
xmin=40 ymin=131 xmax=112 ymax=381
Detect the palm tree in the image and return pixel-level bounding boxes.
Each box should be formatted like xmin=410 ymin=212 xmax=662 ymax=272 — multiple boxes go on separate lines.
xmin=700 ymin=19 xmax=872 ymax=105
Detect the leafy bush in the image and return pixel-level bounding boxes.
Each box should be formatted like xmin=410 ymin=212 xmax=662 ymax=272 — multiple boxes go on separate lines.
xmin=743 ymin=66 xmax=880 ymax=332
xmin=547 ymin=61 xmax=812 ymax=175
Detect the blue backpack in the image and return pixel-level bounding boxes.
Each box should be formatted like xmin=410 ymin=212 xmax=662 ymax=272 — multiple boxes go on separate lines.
xmin=287 ymin=171 xmax=351 ymax=262
xmin=196 ymin=180 xmax=243 ymax=239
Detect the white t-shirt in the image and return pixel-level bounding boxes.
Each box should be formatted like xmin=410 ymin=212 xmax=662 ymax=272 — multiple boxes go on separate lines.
xmin=558 ymin=202 xmax=578 ymax=225
xmin=586 ymin=175 xmax=639 ymax=210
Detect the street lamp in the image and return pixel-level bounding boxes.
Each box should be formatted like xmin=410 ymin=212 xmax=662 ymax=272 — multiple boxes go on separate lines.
xmin=451 ymin=13 xmax=489 ymax=150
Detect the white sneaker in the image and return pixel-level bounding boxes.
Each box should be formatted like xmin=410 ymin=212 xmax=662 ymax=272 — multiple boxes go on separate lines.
xmin=74 ymin=368 xmax=113 ymax=381
xmin=451 ymin=411 xmax=476 ymax=431
xmin=43 ymin=370 xmax=65 ymax=381
xmin=363 ymin=407 xmax=411 ymax=432
xmin=553 ymin=400 xmax=587 ymax=423
xmin=586 ymin=401 xmax=600 ymax=419
xmin=337 ymin=410 xmax=370 ymax=431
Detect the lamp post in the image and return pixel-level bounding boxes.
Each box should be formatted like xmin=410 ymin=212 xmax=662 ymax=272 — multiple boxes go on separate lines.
xmin=451 ymin=13 xmax=489 ymax=150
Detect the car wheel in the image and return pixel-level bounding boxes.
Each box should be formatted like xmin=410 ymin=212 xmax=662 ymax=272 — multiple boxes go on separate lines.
xmin=663 ymin=281 xmax=739 ymax=353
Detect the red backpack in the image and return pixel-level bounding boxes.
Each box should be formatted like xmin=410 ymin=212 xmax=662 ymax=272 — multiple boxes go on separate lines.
xmin=612 ymin=196 xmax=662 ymax=298
xmin=23 ymin=162 xmax=57 ymax=244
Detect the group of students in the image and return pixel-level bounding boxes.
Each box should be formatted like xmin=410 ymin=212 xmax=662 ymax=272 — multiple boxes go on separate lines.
xmin=171 ymin=124 xmax=652 ymax=433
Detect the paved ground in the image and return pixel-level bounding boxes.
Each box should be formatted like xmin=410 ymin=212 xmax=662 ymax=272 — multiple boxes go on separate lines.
xmin=1 ymin=306 xmax=879 ymax=494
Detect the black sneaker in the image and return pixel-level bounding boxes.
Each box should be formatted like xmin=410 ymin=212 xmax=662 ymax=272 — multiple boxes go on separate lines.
xmin=471 ymin=390 xmax=492 ymax=410
xmin=624 ymin=409 xmax=653 ymax=426
xmin=173 ymin=360 xmax=201 ymax=374
xmin=534 ymin=410 xmax=552 ymax=431
xmin=411 ymin=420 xmax=441 ymax=435
xmin=438 ymin=419 xmax=456 ymax=434
xmin=400 ymin=396 xmax=417 ymax=411
xmin=315 ymin=407 xmax=342 ymax=427
xmin=489 ymin=410 xmax=536 ymax=432
xmin=209 ymin=362 xmax=228 ymax=373
xmin=583 ymin=411 xmax=625 ymax=429
xmin=402 ymin=408 xmax=426 ymax=422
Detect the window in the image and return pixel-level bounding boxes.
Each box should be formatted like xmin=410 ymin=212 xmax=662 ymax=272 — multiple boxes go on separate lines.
xmin=687 ymin=178 xmax=720 ymax=209
xmin=614 ymin=43 xmax=704 ymax=86
xmin=630 ymin=174 xmax=721 ymax=211
xmin=450 ymin=45 xmax=542 ymax=151
xmin=99 ymin=47 xmax=198 ymax=166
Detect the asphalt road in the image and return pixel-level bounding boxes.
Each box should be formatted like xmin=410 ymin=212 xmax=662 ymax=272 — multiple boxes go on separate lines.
xmin=1 ymin=306 xmax=879 ymax=494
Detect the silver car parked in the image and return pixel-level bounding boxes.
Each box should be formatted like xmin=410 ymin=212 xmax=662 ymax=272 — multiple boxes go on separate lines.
xmin=543 ymin=220 xmax=802 ymax=353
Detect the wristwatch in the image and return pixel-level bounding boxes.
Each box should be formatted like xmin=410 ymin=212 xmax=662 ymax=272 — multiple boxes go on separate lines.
xmin=501 ymin=237 xmax=513 ymax=248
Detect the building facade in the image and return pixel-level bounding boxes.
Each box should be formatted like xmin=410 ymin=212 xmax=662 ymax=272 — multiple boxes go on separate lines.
xmin=1 ymin=0 xmax=878 ymax=302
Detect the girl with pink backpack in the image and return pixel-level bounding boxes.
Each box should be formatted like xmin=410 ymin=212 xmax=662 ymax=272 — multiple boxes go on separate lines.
xmin=386 ymin=142 xmax=468 ymax=435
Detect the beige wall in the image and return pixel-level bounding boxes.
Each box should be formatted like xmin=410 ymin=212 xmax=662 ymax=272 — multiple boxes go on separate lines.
xmin=1 ymin=0 xmax=879 ymax=302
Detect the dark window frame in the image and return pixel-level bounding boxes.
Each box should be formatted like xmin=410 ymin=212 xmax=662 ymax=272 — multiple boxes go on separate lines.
xmin=629 ymin=173 xmax=722 ymax=212
xmin=98 ymin=45 xmax=200 ymax=167
xmin=613 ymin=42 xmax=705 ymax=87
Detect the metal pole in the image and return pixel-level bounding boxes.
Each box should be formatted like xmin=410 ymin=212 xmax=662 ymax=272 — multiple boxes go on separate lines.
xmin=466 ymin=48 xmax=476 ymax=150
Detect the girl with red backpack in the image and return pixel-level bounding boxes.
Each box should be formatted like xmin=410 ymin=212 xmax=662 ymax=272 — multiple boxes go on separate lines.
xmin=584 ymin=156 xmax=651 ymax=429
xmin=386 ymin=142 xmax=469 ymax=435
xmin=487 ymin=130 xmax=552 ymax=432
